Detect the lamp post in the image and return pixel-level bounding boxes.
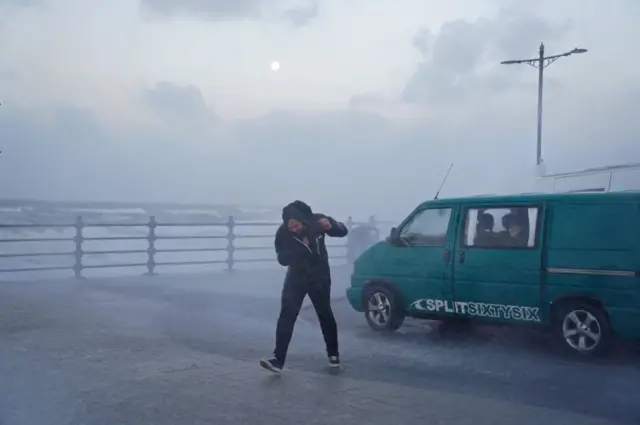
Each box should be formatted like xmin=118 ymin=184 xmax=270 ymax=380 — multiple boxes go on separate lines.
xmin=501 ymin=43 xmax=587 ymax=167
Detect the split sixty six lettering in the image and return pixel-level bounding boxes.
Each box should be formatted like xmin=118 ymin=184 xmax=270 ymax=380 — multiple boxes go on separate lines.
xmin=409 ymin=299 xmax=541 ymax=322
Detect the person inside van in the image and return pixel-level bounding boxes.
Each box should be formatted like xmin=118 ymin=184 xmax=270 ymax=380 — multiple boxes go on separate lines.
xmin=474 ymin=212 xmax=497 ymax=246
xmin=500 ymin=213 xmax=528 ymax=247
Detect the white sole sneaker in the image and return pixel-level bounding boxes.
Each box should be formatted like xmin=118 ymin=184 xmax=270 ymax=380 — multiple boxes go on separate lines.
xmin=328 ymin=358 xmax=341 ymax=368
xmin=260 ymin=358 xmax=283 ymax=374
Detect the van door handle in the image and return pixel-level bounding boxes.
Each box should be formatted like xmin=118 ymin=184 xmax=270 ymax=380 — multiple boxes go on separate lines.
xmin=442 ymin=249 xmax=450 ymax=262
xmin=458 ymin=251 xmax=466 ymax=264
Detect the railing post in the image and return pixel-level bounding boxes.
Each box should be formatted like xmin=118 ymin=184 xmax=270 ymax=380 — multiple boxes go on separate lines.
xmin=145 ymin=215 xmax=157 ymax=276
xmin=226 ymin=215 xmax=235 ymax=271
xmin=73 ymin=215 xmax=84 ymax=279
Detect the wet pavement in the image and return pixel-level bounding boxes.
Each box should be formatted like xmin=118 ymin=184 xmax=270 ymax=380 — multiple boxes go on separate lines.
xmin=1 ymin=268 xmax=639 ymax=424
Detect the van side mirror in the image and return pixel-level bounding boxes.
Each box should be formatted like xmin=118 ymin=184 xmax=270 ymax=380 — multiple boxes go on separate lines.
xmin=387 ymin=227 xmax=402 ymax=245
xmin=388 ymin=226 xmax=411 ymax=247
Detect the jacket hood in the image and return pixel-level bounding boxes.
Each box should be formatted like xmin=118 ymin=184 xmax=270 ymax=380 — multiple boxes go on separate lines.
xmin=282 ymin=200 xmax=313 ymax=223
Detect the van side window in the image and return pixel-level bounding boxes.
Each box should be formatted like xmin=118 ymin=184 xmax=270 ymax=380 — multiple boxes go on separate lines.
xmin=463 ymin=206 xmax=539 ymax=249
xmin=399 ymin=208 xmax=452 ymax=246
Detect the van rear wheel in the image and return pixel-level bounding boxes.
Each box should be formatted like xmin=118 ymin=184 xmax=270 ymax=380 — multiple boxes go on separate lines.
xmin=363 ymin=284 xmax=405 ymax=332
xmin=554 ymin=301 xmax=613 ymax=358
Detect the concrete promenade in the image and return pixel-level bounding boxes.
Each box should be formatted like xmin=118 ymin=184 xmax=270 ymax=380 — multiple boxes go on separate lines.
xmin=1 ymin=268 xmax=639 ymax=424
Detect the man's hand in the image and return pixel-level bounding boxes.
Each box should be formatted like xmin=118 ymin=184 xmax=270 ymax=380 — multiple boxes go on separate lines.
xmin=318 ymin=218 xmax=332 ymax=230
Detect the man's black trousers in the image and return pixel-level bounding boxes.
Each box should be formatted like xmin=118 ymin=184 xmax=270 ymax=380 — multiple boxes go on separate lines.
xmin=273 ymin=277 xmax=338 ymax=364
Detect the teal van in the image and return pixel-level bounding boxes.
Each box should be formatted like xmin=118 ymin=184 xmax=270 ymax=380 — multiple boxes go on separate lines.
xmin=346 ymin=191 xmax=640 ymax=357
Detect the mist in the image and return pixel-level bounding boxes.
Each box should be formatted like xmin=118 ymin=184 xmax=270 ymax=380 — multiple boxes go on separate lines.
xmin=2 ymin=3 xmax=640 ymax=423
xmin=1 ymin=0 xmax=639 ymax=221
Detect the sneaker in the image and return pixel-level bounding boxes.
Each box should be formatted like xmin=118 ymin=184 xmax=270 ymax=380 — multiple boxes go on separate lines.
xmin=260 ymin=357 xmax=283 ymax=373
xmin=328 ymin=355 xmax=341 ymax=368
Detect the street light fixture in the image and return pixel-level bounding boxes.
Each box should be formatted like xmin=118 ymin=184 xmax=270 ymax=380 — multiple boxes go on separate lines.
xmin=500 ymin=43 xmax=588 ymax=167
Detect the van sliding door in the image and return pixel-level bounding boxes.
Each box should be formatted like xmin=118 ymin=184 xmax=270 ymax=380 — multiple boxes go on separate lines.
xmin=452 ymin=204 xmax=544 ymax=324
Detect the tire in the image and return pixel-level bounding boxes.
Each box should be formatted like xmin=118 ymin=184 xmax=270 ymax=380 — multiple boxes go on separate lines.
xmin=553 ymin=300 xmax=613 ymax=358
xmin=362 ymin=284 xmax=405 ymax=332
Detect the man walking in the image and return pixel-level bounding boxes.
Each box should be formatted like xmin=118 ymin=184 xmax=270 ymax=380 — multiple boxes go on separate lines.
xmin=260 ymin=200 xmax=348 ymax=373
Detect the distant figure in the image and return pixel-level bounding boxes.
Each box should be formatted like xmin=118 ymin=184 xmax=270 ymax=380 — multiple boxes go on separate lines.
xmin=260 ymin=200 xmax=349 ymax=373
xmin=347 ymin=224 xmax=379 ymax=262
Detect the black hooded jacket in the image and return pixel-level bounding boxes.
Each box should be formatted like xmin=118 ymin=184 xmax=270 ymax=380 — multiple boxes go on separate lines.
xmin=275 ymin=200 xmax=348 ymax=285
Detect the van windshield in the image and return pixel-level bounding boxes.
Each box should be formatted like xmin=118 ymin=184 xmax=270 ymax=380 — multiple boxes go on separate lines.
xmin=399 ymin=208 xmax=451 ymax=246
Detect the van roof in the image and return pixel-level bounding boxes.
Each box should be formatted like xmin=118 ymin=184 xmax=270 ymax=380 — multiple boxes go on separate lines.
xmin=420 ymin=190 xmax=640 ymax=208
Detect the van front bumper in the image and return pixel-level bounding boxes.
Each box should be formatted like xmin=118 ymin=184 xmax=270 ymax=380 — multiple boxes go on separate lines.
xmin=346 ymin=287 xmax=364 ymax=312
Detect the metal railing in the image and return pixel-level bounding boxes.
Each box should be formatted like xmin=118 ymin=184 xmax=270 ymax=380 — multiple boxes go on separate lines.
xmin=0 ymin=215 xmax=381 ymax=277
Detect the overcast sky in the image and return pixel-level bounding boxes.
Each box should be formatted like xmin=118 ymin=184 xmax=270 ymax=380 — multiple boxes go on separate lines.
xmin=0 ymin=0 xmax=638 ymax=218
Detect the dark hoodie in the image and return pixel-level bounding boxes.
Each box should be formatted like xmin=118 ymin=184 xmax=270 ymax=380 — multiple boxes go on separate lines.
xmin=275 ymin=200 xmax=348 ymax=284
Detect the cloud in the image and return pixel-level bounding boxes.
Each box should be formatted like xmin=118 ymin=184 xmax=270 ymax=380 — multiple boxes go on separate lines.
xmin=411 ymin=27 xmax=433 ymax=57
xmin=2 ymin=76 xmax=639 ymax=219
xmin=139 ymin=81 xmax=223 ymax=145
xmin=0 ymin=105 xmax=126 ymax=201
xmin=282 ymin=0 xmax=318 ymax=28
xmin=0 ymin=100 xmax=400 ymax=214
xmin=0 ymin=100 xmax=238 ymax=205
xmin=0 ymin=0 xmax=41 ymax=8
xmin=1 ymin=0 xmax=640 ymax=220
xmin=492 ymin=7 xmax=573 ymax=59
xmin=402 ymin=8 xmax=573 ymax=105
xmin=139 ymin=0 xmax=319 ymax=27
xmin=348 ymin=92 xmax=386 ymax=109
xmin=141 ymin=81 xmax=213 ymax=120
xmin=0 ymin=93 xmax=546 ymax=216
xmin=139 ymin=0 xmax=262 ymax=21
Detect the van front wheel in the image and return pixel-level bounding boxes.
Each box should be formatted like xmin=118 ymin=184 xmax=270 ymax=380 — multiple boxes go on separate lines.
xmin=363 ymin=284 xmax=405 ymax=332
xmin=554 ymin=301 xmax=613 ymax=357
